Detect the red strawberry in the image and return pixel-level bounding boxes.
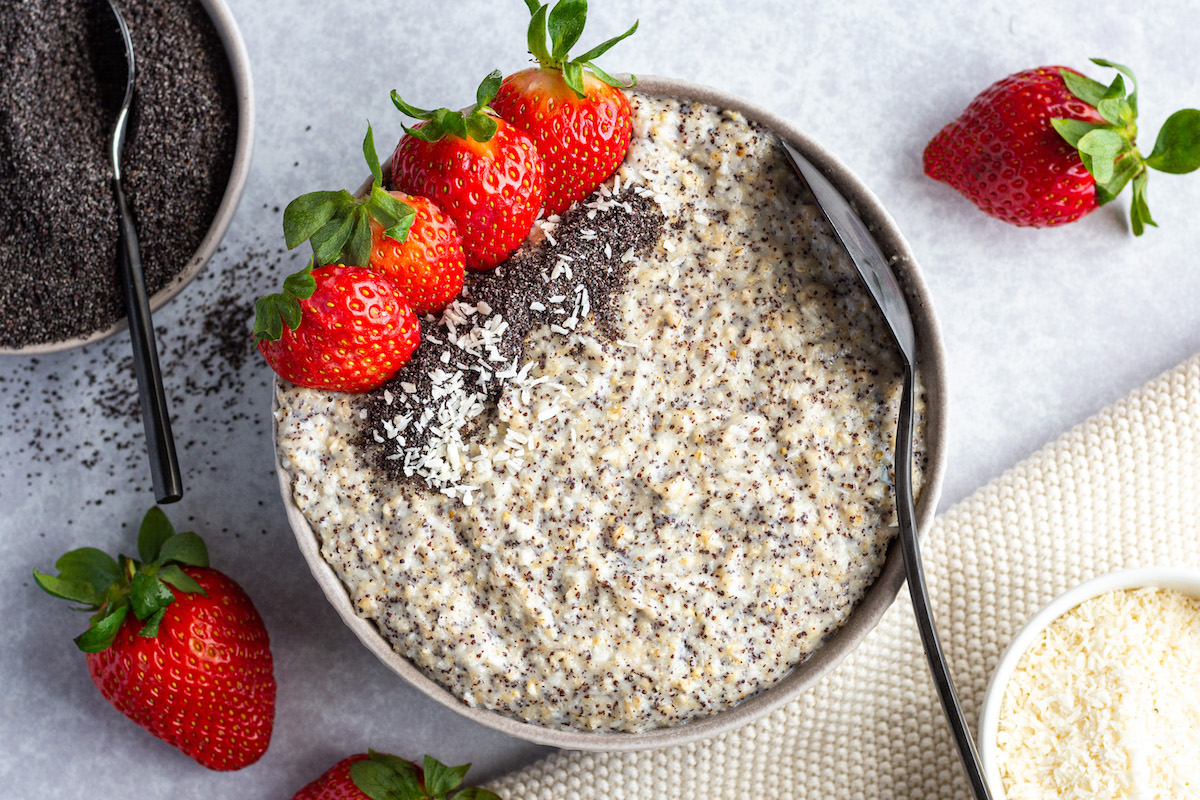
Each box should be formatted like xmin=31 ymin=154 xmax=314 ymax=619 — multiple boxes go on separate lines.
xmin=390 ymin=71 xmax=545 ymax=272
xmin=368 ymin=191 xmax=465 ymax=315
xmin=492 ymin=0 xmax=638 ymax=215
xmin=292 ymin=754 xmax=371 ymax=800
xmin=283 ymin=123 xmax=466 ymax=314
xmin=291 ymin=751 xmax=501 ymax=800
xmin=254 ymin=261 xmax=420 ymax=394
xmin=34 ymin=507 xmax=275 ymax=771
xmin=924 ymin=58 xmax=1200 ymax=235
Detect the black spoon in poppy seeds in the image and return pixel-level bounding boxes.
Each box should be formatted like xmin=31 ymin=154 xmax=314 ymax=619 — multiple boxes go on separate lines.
xmin=96 ymin=0 xmax=183 ymax=503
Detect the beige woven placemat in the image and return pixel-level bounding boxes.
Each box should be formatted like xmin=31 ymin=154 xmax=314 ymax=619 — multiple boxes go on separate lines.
xmin=489 ymin=353 xmax=1200 ymax=798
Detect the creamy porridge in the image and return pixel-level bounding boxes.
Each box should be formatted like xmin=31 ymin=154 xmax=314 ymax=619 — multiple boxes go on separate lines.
xmin=275 ymin=93 xmax=926 ymax=732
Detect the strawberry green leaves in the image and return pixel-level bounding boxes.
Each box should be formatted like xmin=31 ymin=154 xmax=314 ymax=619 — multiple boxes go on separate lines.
xmin=547 ymin=0 xmax=587 ymax=61
xmin=391 ymin=71 xmax=502 ymax=144
xmin=1146 ymin=109 xmax=1200 ymax=174
xmin=526 ymin=1 xmax=550 ymax=62
xmin=422 ymin=757 xmax=472 ymax=797
xmin=138 ymin=504 xmax=174 ymax=562
xmin=1053 ymin=58 xmax=1200 ymax=235
xmin=34 ymin=548 xmax=120 ymax=606
xmin=75 ymin=606 xmax=127 ymax=653
xmin=253 ymin=260 xmax=316 ymax=343
xmin=1076 ymin=129 xmax=1125 ymax=185
xmin=523 ymin=0 xmax=637 ymax=98
xmin=283 ymin=123 xmax=417 ymax=267
xmin=1130 ymin=170 xmax=1156 ymax=235
xmin=349 ymin=752 xmax=501 ymax=800
xmin=34 ymin=507 xmax=211 ymax=652
xmin=351 ymin=752 xmax=424 ymax=800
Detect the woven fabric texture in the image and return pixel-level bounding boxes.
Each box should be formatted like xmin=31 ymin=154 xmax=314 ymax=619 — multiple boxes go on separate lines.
xmin=489 ymin=354 xmax=1200 ymax=799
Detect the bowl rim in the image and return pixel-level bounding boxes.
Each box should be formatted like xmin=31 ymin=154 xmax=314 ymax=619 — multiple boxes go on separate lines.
xmin=274 ymin=74 xmax=949 ymax=751
xmin=976 ymin=565 xmax=1200 ymax=797
xmin=0 ymin=0 xmax=255 ymax=356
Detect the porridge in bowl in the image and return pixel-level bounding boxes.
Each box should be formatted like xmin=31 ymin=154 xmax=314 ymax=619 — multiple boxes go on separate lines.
xmin=275 ymin=91 xmax=927 ymax=732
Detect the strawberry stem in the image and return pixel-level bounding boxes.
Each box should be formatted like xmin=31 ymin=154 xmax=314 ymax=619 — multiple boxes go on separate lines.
xmin=523 ymin=0 xmax=637 ymax=97
xmin=390 ymin=71 xmax=502 ymax=144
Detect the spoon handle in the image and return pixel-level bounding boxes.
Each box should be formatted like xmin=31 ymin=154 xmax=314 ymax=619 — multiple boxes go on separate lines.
xmin=896 ymin=363 xmax=992 ymax=798
xmin=114 ymin=178 xmax=183 ymax=504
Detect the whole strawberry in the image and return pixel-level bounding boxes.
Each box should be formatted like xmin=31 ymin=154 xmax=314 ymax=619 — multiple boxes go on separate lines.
xmin=368 ymin=192 xmax=465 ymax=315
xmin=390 ymin=71 xmax=545 ymax=272
xmin=292 ymin=750 xmax=501 ymax=800
xmin=293 ymin=754 xmax=371 ymax=800
xmin=254 ymin=260 xmax=420 ymax=393
xmin=34 ymin=507 xmax=275 ymax=770
xmin=924 ymin=58 xmax=1200 ymax=234
xmin=492 ymin=0 xmax=637 ymax=216
xmin=283 ymin=124 xmax=465 ymax=315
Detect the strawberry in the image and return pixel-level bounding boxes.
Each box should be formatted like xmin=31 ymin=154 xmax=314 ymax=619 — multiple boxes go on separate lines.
xmin=292 ymin=754 xmax=371 ymax=800
xmin=491 ymin=0 xmax=638 ymax=216
xmin=33 ymin=507 xmax=275 ymax=771
xmin=291 ymin=751 xmax=501 ymax=800
xmin=924 ymin=58 xmax=1200 ymax=235
xmin=390 ymin=71 xmax=545 ymax=272
xmin=283 ymin=123 xmax=466 ymax=314
xmin=368 ymin=191 xmax=464 ymax=315
xmin=254 ymin=260 xmax=420 ymax=394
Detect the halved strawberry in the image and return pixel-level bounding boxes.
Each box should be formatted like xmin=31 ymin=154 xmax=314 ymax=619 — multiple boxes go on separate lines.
xmin=254 ymin=261 xmax=420 ymax=393
xmin=282 ymin=124 xmax=466 ymax=314
xmin=491 ymin=0 xmax=637 ymax=215
xmin=390 ymin=71 xmax=545 ymax=272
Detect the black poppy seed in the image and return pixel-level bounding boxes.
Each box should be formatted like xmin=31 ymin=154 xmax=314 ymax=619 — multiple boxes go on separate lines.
xmin=3 ymin=233 xmax=299 ymax=494
xmin=356 ymin=186 xmax=665 ymax=486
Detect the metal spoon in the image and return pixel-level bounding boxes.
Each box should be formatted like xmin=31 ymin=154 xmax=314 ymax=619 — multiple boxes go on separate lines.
xmin=780 ymin=140 xmax=993 ymax=799
xmin=97 ymin=0 xmax=183 ymax=503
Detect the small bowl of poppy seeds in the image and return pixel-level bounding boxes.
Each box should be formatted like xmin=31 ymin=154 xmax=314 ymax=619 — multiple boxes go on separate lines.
xmin=0 ymin=0 xmax=254 ymax=354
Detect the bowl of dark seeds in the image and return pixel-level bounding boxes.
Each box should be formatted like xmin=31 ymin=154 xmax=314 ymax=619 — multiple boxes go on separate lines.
xmin=0 ymin=0 xmax=254 ymax=354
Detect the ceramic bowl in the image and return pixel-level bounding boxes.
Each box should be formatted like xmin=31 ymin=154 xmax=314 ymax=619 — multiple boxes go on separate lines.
xmin=276 ymin=75 xmax=949 ymax=751
xmin=976 ymin=566 xmax=1200 ymax=797
xmin=1 ymin=0 xmax=254 ymax=356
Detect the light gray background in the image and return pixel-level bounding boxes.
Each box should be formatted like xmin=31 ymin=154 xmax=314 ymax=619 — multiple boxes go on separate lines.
xmin=3 ymin=0 xmax=1199 ymax=796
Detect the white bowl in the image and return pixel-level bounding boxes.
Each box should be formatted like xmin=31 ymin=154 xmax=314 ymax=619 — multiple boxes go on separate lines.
xmin=0 ymin=0 xmax=254 ymax=356
xmin=277 ymin=75 xmax=949 ymax=751
xmin=976 ymin=566 xmax=1200 ymax=797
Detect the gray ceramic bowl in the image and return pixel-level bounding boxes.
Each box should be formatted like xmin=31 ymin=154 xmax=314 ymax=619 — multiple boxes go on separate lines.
xmin=276 ymin=76 xmax=948 ymax=751
xmin=1 ymin=0 xmax=254 ymax=356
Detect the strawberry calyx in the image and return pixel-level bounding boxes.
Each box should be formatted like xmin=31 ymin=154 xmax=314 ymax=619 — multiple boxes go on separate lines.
xmin=1052 ymin=58 xmax=1200 ymax=235
xmin=391 ymin=71 xmax=504 ymax=144
xmin=33 ymin=507 xmax=210 ymax=653
xmin=253 ymin=258 xmax=318 ymax=343
xmin=283 ymin=123 xmax=417 ymax=266
xmin=522 ymin=0 xmax=637 ymax=98
xmin=349 ymin=752 xmax=501 ymax=800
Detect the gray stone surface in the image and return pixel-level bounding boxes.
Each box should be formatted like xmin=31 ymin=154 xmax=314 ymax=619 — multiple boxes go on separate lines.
xmin=2 ymin=0 xmax=1199 ymax=796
